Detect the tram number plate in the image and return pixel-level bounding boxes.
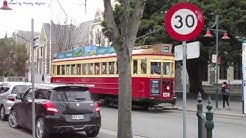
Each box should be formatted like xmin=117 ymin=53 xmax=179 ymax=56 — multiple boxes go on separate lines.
xmin=72 ymin=115 xmax=84 ymax=120
xmin=163 ymin=93 xmax=170 ymax=97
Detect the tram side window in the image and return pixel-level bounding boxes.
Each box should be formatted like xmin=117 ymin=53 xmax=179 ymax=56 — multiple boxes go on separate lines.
xmin=133 ymin=60 xmax=138 ymax=74
xmin=57 ymin=65 xmax=60 ymax=75
xmin=109 ymin=62 xmax=115 ymax=74
xmin=151 ymin=62 xmax=161 ymax=74
xmin=77 ymin=64 xmax=81 ymax=75
xmin=94 ymin=63 xmax=100 ymax=75
xmin=163 ymin=62 xmax=170 ymax=75
xmin=116 ymin=62 xmax=118 ymax=74
xmin=71 ymin=64 xmax=75 ymax=75
xmin=52 ymin=65 xmax=56 ymax=75
xmin=61 ymin=65 xmax=65 ymax=75
xmin=82 ymin=64 xmax=87 ymax=75
xmin=102 ymin=62 xmax=107 ymax=74
xmin=66 ymin=65 xmax=70 ymax=75
xmin=88 ymin=63 xmax=93 ymax=75
xmin=141 ymin=59 xmax=147 ymax=74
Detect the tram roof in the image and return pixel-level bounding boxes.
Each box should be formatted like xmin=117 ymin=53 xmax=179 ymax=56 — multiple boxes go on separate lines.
xmin=53 ymin=44 xmax=173 ymax=62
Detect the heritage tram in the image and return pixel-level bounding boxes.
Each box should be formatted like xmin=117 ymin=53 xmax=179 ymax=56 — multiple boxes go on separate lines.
xmin=51 ymin=44 xmax=176 ymax=108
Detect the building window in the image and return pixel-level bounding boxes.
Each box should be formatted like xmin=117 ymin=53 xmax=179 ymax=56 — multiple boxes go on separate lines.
xmin=95 ymin=29 xmax=100 ymax=45
xmin=89 ymin=31 xmax=93 ymax=45
xmin=202 ymin=64 xmax=208 ymax=81
xmin=39 ymin=47 xmax=43 ymax=58
xmin=234 ymin=60 xmax=242 ymax=80
xmin=219 ymin=65 xmax=227 ymax=80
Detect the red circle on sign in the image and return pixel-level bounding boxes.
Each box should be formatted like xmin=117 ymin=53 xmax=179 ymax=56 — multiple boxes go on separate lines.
xmin=164 ymin=2 xmax=204 ymax=41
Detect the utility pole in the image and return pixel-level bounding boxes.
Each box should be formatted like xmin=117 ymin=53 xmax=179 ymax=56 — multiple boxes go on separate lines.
xmin=31 ymin=18 xmax=36 ymax=138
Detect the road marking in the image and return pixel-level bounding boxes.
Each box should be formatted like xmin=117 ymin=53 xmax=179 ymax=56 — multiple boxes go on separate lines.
xmin=100 ymin=128 xmax=149 ymax=138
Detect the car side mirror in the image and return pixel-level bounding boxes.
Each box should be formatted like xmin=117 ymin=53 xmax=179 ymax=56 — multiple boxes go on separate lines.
xmin=16 ymin=94 xmax=23 ymax=100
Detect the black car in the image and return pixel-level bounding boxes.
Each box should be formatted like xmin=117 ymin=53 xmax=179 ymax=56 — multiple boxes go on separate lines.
xmin=8 ymin=84 xmax=101 ymax=138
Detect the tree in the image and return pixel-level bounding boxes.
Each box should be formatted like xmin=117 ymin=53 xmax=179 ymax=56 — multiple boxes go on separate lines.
xmin=0 ymin=38 xmax=28 ymax=77
xmin=135 ymin=0 xmax=246 ymax=94
xmin=186 ymin=0 xmax=245 ymax=94
xmin=102 ymin=0 xmax=146 ymax=138
xmin=51 ymin=21 xmax=84 ymax=52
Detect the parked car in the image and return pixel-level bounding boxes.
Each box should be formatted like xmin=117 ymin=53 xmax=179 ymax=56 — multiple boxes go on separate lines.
xmin=8 ymin=83 xmax=101 ymax=138
xmin=0 ymin=82 xmax=31 ymax=121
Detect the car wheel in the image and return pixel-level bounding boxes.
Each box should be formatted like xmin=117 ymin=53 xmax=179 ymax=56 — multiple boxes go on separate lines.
xmin=36 ymin=117 xmax=48 ymax=138
xmin=8 ymin=110 xmax=19 ymax=128
xmin=85 ymin=127 xmax=100 ymax=137
xmin=0 ymin=105 xmax=7 ymax=121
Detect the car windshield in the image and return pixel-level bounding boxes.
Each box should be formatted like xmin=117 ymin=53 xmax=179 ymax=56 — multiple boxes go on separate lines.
xmin=12 ymin=85 xmax=31 ymax=94
xmin=52 ymin=90 xmax=92 ymax=102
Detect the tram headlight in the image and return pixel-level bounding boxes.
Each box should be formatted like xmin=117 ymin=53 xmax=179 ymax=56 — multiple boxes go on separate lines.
xmin=166 ymin=86 xmax=170 ymax=90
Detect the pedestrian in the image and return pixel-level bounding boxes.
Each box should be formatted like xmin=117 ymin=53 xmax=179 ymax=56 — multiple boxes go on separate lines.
xmin=221 ymin=81 xmax=230 ymax=109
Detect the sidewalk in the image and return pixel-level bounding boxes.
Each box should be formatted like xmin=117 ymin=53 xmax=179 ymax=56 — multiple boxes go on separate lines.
xmin=173 ymin=97 xmax=246 ymax=117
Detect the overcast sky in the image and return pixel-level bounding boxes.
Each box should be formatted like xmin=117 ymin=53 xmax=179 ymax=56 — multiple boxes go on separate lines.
xmin=0 ymin=0 xmax=104 ymax=38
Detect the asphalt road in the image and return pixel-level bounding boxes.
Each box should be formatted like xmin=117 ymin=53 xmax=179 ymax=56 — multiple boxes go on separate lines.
xmin=101 ymin=106 xmax=246 ymax=138
xmin=1 ymin=107 xmax=246 ymax=138
xmin=0 ymin=119 xmax=116 ymax=138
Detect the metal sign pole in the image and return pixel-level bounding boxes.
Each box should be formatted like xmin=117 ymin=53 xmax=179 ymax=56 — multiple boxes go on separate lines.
xmin=182 ymin=41 xmax=187 ymax=138
xmin=164 ymin=3 xmax=204 ymax=137
xmin=242 ymin=41 xmax=246 ymax=114
xmin=31 ymin=18 xmax=36 ymax=138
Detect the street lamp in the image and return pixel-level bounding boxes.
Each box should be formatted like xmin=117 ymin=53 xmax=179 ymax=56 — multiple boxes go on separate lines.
xmin=14 ymin=21 xmax=38 ymax=138
xmin=1 ymin=4 xmax=36 ymax=137
xmin=0 ymin=0 xmax=12 ymax=10
xmin=0 ymin=0 xmax=12 ymax=79
xmin=238 ymin=37 xmax=246 ymax=114
xmin=204 ymin=15 xmax=230 ymax=109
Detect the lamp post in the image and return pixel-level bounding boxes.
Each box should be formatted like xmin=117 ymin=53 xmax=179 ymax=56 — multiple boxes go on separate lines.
xmin=204 ymin=15 xmax=230 ymax=109
xmin=0 ymin=0 xmax=12 ymax=10
xmin=239 ymin=38 xmax=246 ymax=114
xmin=1 ymin=3 xmax=36 ymax=137
xmin=14 ymin=21 xmax=37 ymax=138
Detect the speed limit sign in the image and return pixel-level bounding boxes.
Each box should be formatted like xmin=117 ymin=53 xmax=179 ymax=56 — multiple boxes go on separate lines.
xmin=164 ymin=2 xmax=204 ymax=41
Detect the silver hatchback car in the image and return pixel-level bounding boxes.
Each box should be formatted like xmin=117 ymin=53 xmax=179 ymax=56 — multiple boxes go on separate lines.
xmin=0 ymin=82 xmax=31 ymax=121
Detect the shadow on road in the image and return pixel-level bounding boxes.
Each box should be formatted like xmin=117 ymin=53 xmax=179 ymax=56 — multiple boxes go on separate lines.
xmin=101 ymin=104 xmax=178 ymax=114
xmin=14 ymin=127 xmax=97 ymax=138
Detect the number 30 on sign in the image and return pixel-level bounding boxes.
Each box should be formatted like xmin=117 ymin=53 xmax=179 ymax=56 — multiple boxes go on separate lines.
xmin=164 ymin=2 xmax=204 ymax=41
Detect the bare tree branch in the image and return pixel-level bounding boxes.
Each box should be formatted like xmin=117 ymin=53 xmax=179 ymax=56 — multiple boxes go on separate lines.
xmin=51 ymin=20 xmax=83 ymax=53
xmin=129 ymin=0 xmax=146 ymax=45
xmin=103 ymin=0 xmax=122 ymax=51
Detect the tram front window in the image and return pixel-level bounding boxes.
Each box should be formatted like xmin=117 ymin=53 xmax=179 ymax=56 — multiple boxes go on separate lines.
xmin=151 ymin=62 xmax=161 ymax=74
xmin=163 ymin=62 xmax=170 ymax=75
